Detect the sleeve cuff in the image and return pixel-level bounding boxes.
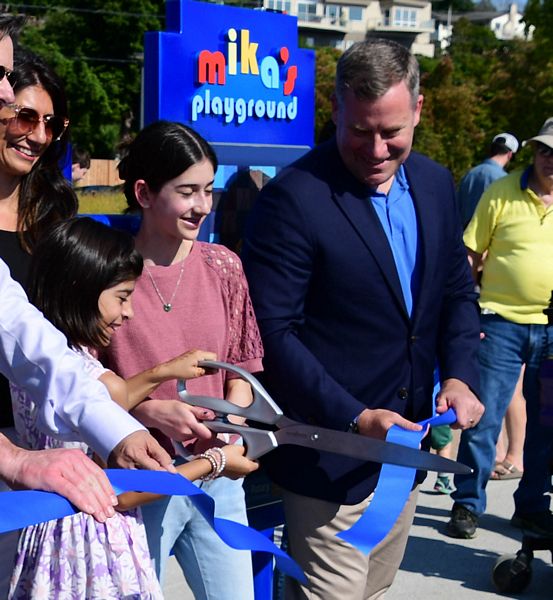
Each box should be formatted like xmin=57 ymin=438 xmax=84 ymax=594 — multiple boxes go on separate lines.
xmin=76 ymin=404 xmax=147 ymax=462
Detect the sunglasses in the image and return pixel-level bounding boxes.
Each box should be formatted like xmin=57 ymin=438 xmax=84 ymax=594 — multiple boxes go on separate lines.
xmin=536 ymin=142 xmax=553 ymax=158
xmin=0 ymin=65 xmax=15 ymax=86
xmin=6 ymin=104 xmax=69 ymax=141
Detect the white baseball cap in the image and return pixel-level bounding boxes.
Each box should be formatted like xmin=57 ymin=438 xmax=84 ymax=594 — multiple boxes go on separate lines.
xmin=492 ymin=132 xmax=519 ymax=153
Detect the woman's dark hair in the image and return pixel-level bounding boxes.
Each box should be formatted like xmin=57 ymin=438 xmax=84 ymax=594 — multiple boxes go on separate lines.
xmin=0 ymin=15 xmax=25 ymax=41
xmin=11 ymin=49 xmax=77 ymax=252
xmin=28 ymin=217 xmax=143 ymax=349
xmin=118 ymin=120 xmax=218 ymax=213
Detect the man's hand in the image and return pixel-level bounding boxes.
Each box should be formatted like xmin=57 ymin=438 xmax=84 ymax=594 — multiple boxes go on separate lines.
xmin=2 ymin=439 xmax=117 ymax=523
xmin=108 ymin=430 xmax=177 ymax=472
xmin=435 ymin=377 xmax=484 ymax=429
xmin=131 ymin=399 xmax=214 ymax=441
xmin=357 ymin=408 xmax=423 ymax=440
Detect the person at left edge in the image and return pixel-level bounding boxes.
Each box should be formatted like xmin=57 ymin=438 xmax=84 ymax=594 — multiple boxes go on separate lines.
xmin=0 ymin=16 xmax=173 ymax=501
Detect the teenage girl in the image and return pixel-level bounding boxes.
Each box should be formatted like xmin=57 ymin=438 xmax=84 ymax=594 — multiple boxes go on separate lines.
xmin=104 ymin=121 xmax=264 ymax=600
xmin=9 ymin=217 xmax=258 ymax=599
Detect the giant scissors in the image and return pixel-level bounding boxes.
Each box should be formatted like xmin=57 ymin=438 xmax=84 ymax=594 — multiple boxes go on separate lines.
xmin=177 ymin=360 xmax=471 ymax=475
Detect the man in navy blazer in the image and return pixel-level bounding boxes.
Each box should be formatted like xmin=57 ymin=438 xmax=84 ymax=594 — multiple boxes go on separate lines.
xmin=243 ymin=39 xmax=484 ymax=599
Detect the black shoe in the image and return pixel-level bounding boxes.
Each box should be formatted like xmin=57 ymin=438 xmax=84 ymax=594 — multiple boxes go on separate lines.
xmin=445 ymin=503 xmax=478 ymax=538
xmin=511 ymin=510 xmax=553 ymax=537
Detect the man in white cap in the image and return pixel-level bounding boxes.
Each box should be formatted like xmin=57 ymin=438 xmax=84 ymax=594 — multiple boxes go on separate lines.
xmin=457 ymin=132 xmax=519 ymax=227
xmin=446 ymin=117 xmax=553 ymax=539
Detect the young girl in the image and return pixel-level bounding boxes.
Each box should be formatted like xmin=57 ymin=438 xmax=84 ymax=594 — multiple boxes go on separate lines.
xmin=9 ymin=217 xmax=258 ymax=600
xmin=104 ymin=121 xmax=264 ymax=599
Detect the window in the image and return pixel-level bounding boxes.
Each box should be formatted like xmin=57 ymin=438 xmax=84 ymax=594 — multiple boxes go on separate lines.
xmin=393 ymin=6 xmax=417 ymax=27
xmin=297 ymin=1 xmax=317 ymax=21
xmin=326 ymin=4 xmax=340 ymax=19
xmin=349 ymin=6 xmax=363 ymax=21
xmin=266 ymin=0 xmax=291 ymax=12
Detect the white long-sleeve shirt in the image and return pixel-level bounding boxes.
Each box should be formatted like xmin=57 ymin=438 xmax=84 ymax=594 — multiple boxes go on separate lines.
xmin=0 ymin=259 xmax=145 ymax=461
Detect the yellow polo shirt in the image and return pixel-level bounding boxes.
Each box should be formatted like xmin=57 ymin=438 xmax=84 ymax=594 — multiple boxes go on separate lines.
xmin=464 ymin=168 xmax=553 ymax=324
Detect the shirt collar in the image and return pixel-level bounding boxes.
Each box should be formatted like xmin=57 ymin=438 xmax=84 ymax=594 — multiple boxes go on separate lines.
xmin=369 ymin=164 xmax=409 ymax=200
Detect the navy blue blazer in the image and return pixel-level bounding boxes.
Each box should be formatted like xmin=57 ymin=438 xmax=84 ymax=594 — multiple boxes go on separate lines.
xmin=243 ymin=139 xmax=480 ymax=504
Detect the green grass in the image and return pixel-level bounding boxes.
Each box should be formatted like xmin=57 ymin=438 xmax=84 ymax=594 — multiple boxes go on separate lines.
xmin=76 ymin=190 xmax=127 ymax=215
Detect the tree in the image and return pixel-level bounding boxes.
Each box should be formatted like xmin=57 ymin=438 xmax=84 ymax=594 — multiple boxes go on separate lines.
xmin=415 ymin=56 xmax=489 ymax=180
xmin=473 ymin=0 xmax=496 ymax=11
xmin=432 ymin=0 xmax=475 ymax=13
xmin=314 ymin=46 xmax=341 ymax=143
xmin=18 ymin=0 xmax=164 ymax=157
xmin=524 ymin=0 xmax=553 ymax=43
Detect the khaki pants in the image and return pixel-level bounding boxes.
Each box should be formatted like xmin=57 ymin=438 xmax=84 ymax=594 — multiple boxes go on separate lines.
xmin=282 ymin=486 xmax=419 ymax=600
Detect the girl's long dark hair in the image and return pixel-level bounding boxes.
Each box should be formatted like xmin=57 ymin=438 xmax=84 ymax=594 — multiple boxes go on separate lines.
xmin=28 ymin=217 xmax=143 ymax=349
xmin=11 ymin=49 xmax=77 ymax=252
xmin=118 ymin=120 xmax=218 ymax=212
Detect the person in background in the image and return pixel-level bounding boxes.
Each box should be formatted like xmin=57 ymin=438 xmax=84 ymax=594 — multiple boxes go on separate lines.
xmin=71 ymin=144 xmax=90 ymax=185
xmin=103 ymin=121 xmax=263 ymax=600
xmin=243 ymin=38 xmax=483 ymax=599
xmin=447 ymin=118 xmax=553 ymax=540
xmin=457 ymin=133 xmax=526 ymax=482
xmin=457 ymin=132 xmax=519 ymax=228
xmin=491 ymin=367 xmax=525 ymax=480
xmin=431 ymin=425 xmax=455 ymax=494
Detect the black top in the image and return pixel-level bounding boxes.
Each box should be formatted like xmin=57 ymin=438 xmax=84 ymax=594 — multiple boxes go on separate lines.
xmin=0 ymin=230 xmax=31 ymax=427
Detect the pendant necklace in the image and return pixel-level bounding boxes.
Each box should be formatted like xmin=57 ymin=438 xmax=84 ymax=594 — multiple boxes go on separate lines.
xmin=144 ymin=259 xmax=185 ymax=312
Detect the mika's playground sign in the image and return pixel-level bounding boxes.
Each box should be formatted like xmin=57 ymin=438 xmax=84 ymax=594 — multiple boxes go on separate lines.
xmin=144 ymin=0 xmax=315 ymax=155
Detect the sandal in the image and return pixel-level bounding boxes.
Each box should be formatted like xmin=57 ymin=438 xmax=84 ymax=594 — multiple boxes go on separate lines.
xmin=490 ymin=460 xmax=523 ymax=480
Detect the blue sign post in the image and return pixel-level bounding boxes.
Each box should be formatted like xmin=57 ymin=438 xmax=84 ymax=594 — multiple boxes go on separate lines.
xmin=144 ymin=0 xmax=315 ymax=166
xmin=141 ymin=3 xmax=315 ymax=595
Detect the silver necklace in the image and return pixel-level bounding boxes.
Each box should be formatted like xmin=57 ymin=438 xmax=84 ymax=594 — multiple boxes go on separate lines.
xmin=144 ymin=261 xmax=185 ymax=312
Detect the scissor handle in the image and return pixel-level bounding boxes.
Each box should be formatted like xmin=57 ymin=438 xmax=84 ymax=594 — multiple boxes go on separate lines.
xmin=173 ymin=422 xmax=277 ymax=460
xmin=177 ymin=360 xmax=283 ymax=425
xmin=207 ymin=421 xmax=279 ymax=459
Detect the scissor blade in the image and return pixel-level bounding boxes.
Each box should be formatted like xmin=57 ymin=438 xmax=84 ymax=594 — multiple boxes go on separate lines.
xmin=274 ymin=425 xmax=471 ymax=474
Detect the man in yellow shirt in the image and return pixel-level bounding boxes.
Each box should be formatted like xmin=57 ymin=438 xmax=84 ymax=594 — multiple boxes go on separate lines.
xmin=446 ymin=117 xmax=553 ymax=539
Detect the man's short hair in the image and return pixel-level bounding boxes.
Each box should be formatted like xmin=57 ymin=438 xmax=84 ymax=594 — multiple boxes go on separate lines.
xmin=335 ymin=38 xmax=420 ymax=108
xmin=0 ymin=14 xmax=25 ymax=42
xmin=72 ymin=146 xmax=91 ymax=169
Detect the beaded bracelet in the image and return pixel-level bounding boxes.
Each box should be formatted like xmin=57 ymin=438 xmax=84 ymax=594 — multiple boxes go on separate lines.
xmin=199 ymin=451 xmax=218 ymax=481
xmin=199 ymin=447 xmax=227 ymax=481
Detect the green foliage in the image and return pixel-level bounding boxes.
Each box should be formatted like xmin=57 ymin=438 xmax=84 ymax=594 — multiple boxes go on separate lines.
xmin=524 ymin=0 xmax=553 ymax=43
xmin=415 ymin=57 xmax=488 ymax=180
xmin=77 ymin=189 xmax=127 ymax=214
xmin=314 ymin=46 xmax=340 ymax=143
xmin=448 ymin=18 xmax=501 ymax=79
xmin=17 ymin=0 xmax=164 ymax=157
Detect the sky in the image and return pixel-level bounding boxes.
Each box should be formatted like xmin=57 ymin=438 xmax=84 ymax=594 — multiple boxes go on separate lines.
xmin=491 ymin=0 xmax=527 ymax=10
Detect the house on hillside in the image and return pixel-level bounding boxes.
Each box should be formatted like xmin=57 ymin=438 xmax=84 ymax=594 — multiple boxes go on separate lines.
xmin=263 ymin=0 xmax=435 ymax=56
xmin=432 ymin=2 xmax=533 ymax=51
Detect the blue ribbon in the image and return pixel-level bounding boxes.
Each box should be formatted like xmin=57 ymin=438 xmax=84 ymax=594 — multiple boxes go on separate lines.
xmin=337 ymin=408 xmax=457 ymax=554
xmin=0 ymin=469 xmax=305 ymax=583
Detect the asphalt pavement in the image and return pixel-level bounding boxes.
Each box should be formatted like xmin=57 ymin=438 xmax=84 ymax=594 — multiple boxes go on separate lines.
xmin=164 ymin=470 xmax=553 ymax=599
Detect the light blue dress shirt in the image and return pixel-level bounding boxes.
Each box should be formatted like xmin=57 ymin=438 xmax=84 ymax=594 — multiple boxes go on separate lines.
xmin=369 ymin=165 xmax=421 ymax=316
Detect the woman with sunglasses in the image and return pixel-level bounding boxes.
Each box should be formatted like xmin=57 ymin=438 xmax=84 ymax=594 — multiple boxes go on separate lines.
xmin=0 ymin=48 xmax=74 ymax=430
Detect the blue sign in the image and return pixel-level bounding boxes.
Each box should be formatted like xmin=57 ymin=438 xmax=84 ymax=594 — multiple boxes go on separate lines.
xmin=144 ymin=0 xmax=315 ymax=165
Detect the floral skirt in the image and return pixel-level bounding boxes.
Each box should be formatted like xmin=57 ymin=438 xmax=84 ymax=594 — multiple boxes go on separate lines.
xmin=9 ymin=508 xmax=163 ymax=599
